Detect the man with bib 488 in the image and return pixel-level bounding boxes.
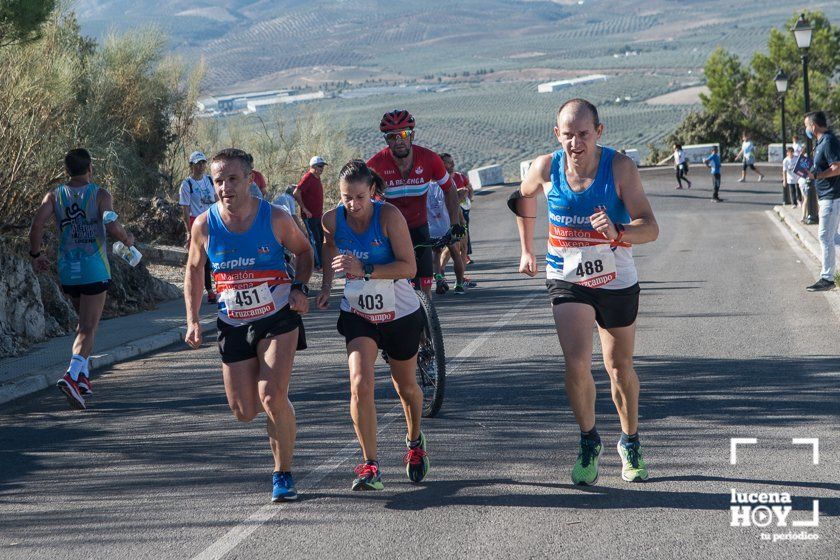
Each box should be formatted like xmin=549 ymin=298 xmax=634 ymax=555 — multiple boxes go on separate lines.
xmin=511 ymin=99 xmax=659 ymax=485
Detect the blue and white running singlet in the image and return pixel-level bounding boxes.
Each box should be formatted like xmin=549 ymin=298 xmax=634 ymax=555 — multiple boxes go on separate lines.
xmin=207 ymin=200 xmax=293 ymax=326
xmin=53 ymin=183 xmax=111 ymax=286
xmin=334 ymin=202 xmax=419 ymax=323
xmin=546 ymin=146 xmax=637 ymax=289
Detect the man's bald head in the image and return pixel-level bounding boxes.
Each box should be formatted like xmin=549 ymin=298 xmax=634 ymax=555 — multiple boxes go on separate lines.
xmin=556 ymin=98 xmax=600 ymax=129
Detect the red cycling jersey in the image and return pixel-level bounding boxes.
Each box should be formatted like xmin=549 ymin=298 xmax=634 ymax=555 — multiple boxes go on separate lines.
xmin=366 ymin=145 xmax=454 ymax=228
xmin=452 ymin=171 xmax=469 ymax=189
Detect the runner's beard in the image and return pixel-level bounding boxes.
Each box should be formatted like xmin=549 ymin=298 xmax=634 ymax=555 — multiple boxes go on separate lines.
xmin=391 ymin=144 xmax=410 ymax=159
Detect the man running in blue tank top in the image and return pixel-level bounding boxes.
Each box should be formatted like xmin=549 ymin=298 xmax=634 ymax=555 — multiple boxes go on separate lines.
xmin=184 ymin=149 xmax=314 ymax=502
xmin=510 ymin=99 xmax=659 ymax=484
xmin=317 ymin=160 xmax=429 ymax=491
xmin=29 ymin=148 xmax=136 ymax=410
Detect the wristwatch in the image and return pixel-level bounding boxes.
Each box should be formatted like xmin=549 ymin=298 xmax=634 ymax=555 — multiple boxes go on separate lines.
xmin=614 ymin=223 xmax=626 ymax=243
xmin=363 ymin=263 xmax=375 ymax=281
xmin=29 ymin=250 xmax=42 ymax=258
xmin=290 ymin=281 xmax=309 ymax=296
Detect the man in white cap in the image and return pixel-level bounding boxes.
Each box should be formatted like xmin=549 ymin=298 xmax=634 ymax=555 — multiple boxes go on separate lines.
xmin=180 ymin=150 xmax=218 ymax=302
xmin=294 ymin=156 xmax=327 ymax=269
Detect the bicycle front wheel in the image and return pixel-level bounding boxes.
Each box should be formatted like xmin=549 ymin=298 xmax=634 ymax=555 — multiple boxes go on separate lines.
xmin=415 ymin=290 xmax=446 ymax=417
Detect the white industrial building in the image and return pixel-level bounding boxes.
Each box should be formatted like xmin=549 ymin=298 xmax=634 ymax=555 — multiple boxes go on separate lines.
xmin=197 ymin=89 xmax=296 ymax=113
xmin=538 ymin=74 xmax=608 ymax=93
xmin=244 ymin=91 xmax=327 ymax=113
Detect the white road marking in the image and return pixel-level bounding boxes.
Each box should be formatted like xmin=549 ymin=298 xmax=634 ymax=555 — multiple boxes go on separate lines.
xmin=192 ymin=292 xmax=539 ymax=560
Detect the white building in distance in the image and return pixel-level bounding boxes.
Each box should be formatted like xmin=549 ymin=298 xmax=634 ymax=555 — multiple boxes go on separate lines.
xmin=197 ymin=90 xmax=296 ymax=113
xmin=538 ymin=74 xmax=609 ymax=93
xmin=244 ymin=91 xmax=327 ymax=113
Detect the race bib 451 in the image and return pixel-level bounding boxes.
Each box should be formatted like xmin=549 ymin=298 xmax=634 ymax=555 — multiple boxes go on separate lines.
xmin=223 ymin=282 xmax=277 ymax=320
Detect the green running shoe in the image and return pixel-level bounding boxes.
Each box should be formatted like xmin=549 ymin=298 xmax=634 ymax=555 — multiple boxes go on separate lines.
xmin=617 ymin=441 xmax=649 ymax=482
xmin=352 ymin=462 xmax=384 ymax=491
xmin=404 ymin=432 xmax=430 ymax=483
xmin=571 ymin=439 xmax=602 ymax=485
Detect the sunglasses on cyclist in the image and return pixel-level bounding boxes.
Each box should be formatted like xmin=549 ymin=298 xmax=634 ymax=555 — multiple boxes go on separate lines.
xmin=383 ymin=129 xmax=412 ymax=141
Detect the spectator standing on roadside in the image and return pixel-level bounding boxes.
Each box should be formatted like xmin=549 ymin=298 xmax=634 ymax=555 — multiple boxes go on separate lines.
xmin=294 ymin=156 xmax=327 ymax=270
xmin=735 ymin=133 xmax=765 ymax=183
xmin=782 ymin=147 xmax=799 ymax=208
xmin=179 ymin=150 xmax=217 ymax=303
xmin=792 ymin=135 xmax=805 ymax=157
xmin=703 ymin=146 xmax=722 ymax=202
xmin=798 ymin=177 xmax=811 ymax=222
xmin=803 ymin=111 xmax=840 ymax=292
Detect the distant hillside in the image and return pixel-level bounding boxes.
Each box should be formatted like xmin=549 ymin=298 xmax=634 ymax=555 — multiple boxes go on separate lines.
xmin=75 ymin=0 xmax=840 ymax=93
xmin=73 ymin=0 xmax=840 ymax=174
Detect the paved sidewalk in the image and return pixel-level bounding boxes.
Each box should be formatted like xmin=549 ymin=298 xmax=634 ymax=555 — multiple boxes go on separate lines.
xmin=0 ymin=297 xmax=217 ymax=405
xmin=773 ymin=204 xmax=822 ymax=263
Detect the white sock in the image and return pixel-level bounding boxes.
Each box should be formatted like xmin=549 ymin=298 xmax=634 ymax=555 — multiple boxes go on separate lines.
xmin=67 ymin=354 xmax=86 ymax=381
xmin=82 ymin=357 xmax=90 ymax=376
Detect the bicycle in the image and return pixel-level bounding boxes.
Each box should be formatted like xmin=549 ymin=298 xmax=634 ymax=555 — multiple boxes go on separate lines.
xmin=415 ymin=289 xmax=445 ymax=417
xmin=408 ymin=224 xmax=465 ymax=417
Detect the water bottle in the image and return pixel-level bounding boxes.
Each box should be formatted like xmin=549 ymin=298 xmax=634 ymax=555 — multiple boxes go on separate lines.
xmin=113 ymin=241 xmax=142 ymax=267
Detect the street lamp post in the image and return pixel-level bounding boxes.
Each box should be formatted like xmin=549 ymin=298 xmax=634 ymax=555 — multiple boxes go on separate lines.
xmin=775 ymin=69 xmax=789 ymax=204
xmin=792 ymin=13 xmax=817 ymax=224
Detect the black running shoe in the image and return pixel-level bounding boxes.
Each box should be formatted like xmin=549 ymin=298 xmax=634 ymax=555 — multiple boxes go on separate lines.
xmin=806 ymin=278 xmax=836 ymax=292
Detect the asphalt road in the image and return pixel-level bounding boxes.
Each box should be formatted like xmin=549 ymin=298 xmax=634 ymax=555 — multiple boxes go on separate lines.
xmin=1 ymin=165 xmax=837 ymax=560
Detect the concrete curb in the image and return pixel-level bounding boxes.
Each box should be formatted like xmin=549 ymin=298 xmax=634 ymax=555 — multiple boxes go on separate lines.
xmin=137 ymin=242 xmax=187 ymax=266
xmin=0 ymin=317 xmax=216 ymax=407
xmin=772 ymin=205 xmax=821 ymax=263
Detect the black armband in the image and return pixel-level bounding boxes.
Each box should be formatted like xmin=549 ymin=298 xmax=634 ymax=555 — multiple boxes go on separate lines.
xmin=507 ymin=190 xmax=536 ymax=218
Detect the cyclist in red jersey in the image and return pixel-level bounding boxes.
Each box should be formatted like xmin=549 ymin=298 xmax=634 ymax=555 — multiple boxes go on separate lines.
xmin=366 ymin=110 xmax=464 ymax=296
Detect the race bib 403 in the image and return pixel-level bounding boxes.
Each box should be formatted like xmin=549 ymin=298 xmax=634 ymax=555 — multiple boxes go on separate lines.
xmin=344 ymin=279 xmax=396 ymax=323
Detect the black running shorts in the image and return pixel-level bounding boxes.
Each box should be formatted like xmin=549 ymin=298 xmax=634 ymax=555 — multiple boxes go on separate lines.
xmin=337 ymin=308 xmax=423 ymax=361
xmin=62 ymin=281 xmax=111 ymax=298
xmin=217 ymin=305 xmax=306 ymax=364
xmin=546 ymin=280 xmax=640 ymax=329
xmin=409 ymin=224 xmax=434 ymax=288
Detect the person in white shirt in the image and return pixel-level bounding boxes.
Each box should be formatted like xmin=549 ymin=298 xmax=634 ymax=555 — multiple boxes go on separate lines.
xmin=426 ymin=181 xmax=467 ymax=294
xmin=273 ymin=185 xmax=306 ymax=233
xmin=673 ymin=144 xmax=691 ymax=190
xmin=782 ymin=146 xmax=799 ymax=208
xmin=735 ymin=133 xmax=765 ymax=182
xmin=791 ymin=135 xmax=805 ymax=157
xmin=179 ymin=150 xmax=218 ymax=302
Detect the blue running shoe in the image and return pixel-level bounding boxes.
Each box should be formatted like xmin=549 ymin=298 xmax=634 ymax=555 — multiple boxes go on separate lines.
xmin=272 ymin=472 xmax=297 ymax=502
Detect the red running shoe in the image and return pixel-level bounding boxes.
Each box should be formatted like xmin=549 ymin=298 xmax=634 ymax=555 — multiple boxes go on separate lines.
xmin=56 ymin=373 xmax=86 ymax=410
xmin=403 ymin=432 xmax=430 ymax=483
xmin=77 ymin=373 xmax=93 ymax=396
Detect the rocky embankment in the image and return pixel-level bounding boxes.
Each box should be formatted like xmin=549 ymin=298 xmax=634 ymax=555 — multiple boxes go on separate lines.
xmin=0 ymin=231 xmax=181 ymax=358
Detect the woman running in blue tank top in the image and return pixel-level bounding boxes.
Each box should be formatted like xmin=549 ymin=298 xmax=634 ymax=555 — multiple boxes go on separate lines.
xmin=317 ymin=160 xmax=429 ymax=491
xmin=510 ymin=99 xmax=659 ymax=485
